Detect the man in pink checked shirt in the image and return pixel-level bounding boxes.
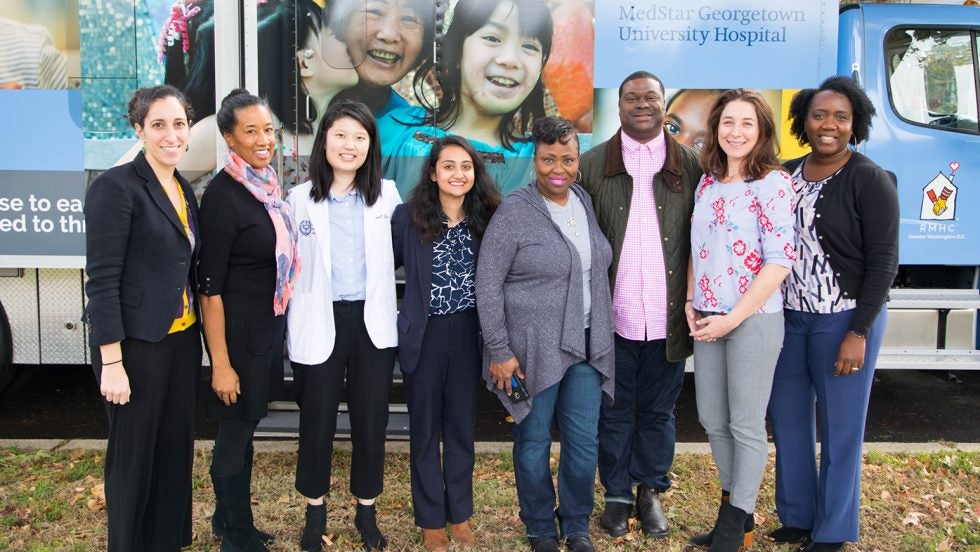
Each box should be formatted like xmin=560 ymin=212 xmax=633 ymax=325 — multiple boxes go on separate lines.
xmin=579 ymin=71 xmax=701 ymax=540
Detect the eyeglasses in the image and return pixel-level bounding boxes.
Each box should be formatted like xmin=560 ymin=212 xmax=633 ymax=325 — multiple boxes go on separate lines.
xmin=621 ymin=94 xmax=661 ymax=105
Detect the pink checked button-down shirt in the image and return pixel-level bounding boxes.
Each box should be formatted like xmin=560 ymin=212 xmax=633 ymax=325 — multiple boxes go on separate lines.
xmin=613 ymin=131 xmax=669 ymax=341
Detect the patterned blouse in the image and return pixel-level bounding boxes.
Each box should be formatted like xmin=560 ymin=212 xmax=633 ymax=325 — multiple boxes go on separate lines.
xmin=429 ymin=219 xmax=476 ymax=315
xmin=691 ymin=170 xmax=796 ymax=313
xmin=782 ymin=163 xmax=857 ymax=313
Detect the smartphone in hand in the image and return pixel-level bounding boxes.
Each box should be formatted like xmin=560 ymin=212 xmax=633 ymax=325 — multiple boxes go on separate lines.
xmin=508 ymin=374 xmax=529 ymax=403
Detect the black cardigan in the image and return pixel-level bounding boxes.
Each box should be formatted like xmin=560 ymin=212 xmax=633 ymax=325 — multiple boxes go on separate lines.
xmin=784 ymin=152 xmax=899 ymax=335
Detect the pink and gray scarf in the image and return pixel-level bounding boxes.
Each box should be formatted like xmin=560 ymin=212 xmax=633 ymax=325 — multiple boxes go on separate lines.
xmin=223 ymin=149 xmax=301 ymax=315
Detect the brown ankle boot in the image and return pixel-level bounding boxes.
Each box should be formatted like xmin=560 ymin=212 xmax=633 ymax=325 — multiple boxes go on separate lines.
xmin=422 ymin=528 xmax=449 ymax=552
xmin=450 ymin=520 xmax=476 ymax=548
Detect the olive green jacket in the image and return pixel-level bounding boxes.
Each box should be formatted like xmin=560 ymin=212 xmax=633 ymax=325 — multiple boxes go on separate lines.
xmin=579 ymin=129 xmax=699 ymax=362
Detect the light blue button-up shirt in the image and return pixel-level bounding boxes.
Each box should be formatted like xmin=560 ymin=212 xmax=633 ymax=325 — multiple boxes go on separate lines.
xmin=328 ymin=189 xmax=366 ymax=301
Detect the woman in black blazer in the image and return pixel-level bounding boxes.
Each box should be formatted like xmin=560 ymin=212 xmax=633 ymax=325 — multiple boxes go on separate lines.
xmin=198 ymin=89 xmax=300 ymax=552
xmin=392 ymin=136 xmax=501 ymax=551
xmin=84 ymin=85 xmax=201 ymax=552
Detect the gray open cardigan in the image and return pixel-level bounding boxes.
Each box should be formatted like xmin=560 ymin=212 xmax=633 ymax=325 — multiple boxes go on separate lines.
xmin=476 ymin=183 xmax=616 ymax=423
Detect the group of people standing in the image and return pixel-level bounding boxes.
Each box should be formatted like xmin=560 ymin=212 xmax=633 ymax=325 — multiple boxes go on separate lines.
xmin=83 ymin=68 xmax=897 ymax=552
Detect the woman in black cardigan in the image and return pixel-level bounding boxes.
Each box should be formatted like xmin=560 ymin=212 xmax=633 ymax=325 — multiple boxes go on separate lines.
xmin=198 ymin=89 xmax=300 ymax=552
xmin=84 ymin=85 xmax=201 ymax=551
xmin=765 ymin=76 xmax=899 ymax=552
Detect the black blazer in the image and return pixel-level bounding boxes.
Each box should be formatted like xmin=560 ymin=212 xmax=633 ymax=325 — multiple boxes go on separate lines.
xmin=84 ymin=152 xmax=200 ymax=346
xmin=391 ymin=203 xmax=481 ymax=375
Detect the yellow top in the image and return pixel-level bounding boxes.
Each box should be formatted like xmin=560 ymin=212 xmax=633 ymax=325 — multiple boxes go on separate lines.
xmin=167 ymin=180 xmax=197 ymax=334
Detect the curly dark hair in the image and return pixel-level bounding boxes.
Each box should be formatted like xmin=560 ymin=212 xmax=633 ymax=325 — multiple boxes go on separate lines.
xmin=788 ymin=76 xmax=876 ymax=146
xmin=407 ymin=136 xmax=502 ymax=241
xmin=699 ymin=88 xmax=782 ymax=182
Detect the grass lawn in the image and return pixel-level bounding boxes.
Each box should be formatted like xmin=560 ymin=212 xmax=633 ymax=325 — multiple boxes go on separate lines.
xmin=1 ymin=447 xmax=978 ymax=551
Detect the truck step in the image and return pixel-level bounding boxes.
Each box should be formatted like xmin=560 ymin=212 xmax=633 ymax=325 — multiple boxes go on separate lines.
xmin=886 ymin=288 xmax=980 ymax=309
xmin=256 ymin=405 xmax=411 ymax=439
xmin=875 ymin=348 xmax=980 ymax=370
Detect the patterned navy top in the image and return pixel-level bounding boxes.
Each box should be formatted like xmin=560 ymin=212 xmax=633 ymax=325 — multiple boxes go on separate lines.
xmin=782 ymin=163 xmax=856 ymax=314
xmin=429 ymin=219 xmax=476 ymax=315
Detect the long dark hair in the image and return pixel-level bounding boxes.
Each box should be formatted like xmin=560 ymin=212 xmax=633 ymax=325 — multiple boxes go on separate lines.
xmin=409 ymin=0 xmax=552 ymax=149
xmin=699 ymin=88 xmax=781 ymax=182
xmin=307 ymin=100 xmax=383 ymax=205
xmin=408 ymin=136 xmax=502 ymax=241
xmin=165 ymin=0 xmax=326 ymax=135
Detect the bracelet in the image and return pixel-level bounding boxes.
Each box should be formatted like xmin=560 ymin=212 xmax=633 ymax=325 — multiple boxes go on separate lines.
xmin=847 ymin=330 xmax=867 ymax=339
xmin=103 ymin=359 xmax=123 ymax=366
xmin=685 ymin=298 xmax=693 ymax=303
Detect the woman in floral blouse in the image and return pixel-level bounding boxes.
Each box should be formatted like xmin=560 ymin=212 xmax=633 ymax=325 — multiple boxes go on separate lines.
xmin=684 ymin=88 xmax=795 ymax=552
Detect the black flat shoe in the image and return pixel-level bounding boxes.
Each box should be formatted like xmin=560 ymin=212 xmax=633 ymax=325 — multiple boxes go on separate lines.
xmin=354 ymin=503 xmax=387 ymax=551
xmin=766 ymin=525 xmax=810 ymax=544
xmin=527 ymin=536 xmax=560 ymax=552
xmin=599 ymin=501 xmax=632 ymax=537
xmin=799 ymin=541 xmax=844 ymax=552
xmin=565 ymin=535 xmax=595 ymax=552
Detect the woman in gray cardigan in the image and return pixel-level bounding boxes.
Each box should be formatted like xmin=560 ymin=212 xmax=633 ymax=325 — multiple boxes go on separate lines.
xmin=476 ymin=117 xmax=615 ymax=552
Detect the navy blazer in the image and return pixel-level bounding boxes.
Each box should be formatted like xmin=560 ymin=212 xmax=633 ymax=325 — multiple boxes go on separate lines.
xmin=391 ymin=203 xmax=481 ymax=375
xmin=84 ymin=152 xmax=200 ymax=346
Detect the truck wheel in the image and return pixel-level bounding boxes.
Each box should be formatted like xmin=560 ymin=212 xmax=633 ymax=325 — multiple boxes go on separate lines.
xmin=0 ymin=301 xmax=16 ymax=396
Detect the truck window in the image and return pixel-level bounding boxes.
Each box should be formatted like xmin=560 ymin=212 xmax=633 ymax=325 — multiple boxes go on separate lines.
xmin=885 ymin=28 xmax=979 ymax=133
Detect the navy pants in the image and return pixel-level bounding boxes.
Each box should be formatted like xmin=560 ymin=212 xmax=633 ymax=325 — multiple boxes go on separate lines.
xmin=768 ymin=307 xmax=887 ymax=543
xmin=598 ymin=336 xmax=685 ymax=500
xmin=404 ymin=309 xmax=481 ymax=529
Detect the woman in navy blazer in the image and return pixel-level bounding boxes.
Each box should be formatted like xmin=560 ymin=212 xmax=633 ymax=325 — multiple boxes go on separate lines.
xmin=392 ymin=136 xmax=501 ymax=551
xmin=84 ymin=85 xmax=202 ymax=552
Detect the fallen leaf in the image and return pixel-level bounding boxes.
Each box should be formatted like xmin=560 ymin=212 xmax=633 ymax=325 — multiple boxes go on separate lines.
xmin=902 ymin=511 xmax=927 ymax=526
xmin=880 ymin=490 xmax=892 ymax=500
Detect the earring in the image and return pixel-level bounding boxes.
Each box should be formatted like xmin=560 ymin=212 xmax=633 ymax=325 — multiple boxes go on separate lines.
xmin=575 ymin=170 xmax=582 ymax=183
xmin=303 ymin=48 xmax=315 ymax=60
xmin=185 ymin=144 xmax=190 ymax=152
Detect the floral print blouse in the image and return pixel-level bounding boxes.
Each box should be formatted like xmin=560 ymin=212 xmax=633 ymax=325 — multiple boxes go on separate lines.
xmin=691 ymin=170 xmax=796 ymax=313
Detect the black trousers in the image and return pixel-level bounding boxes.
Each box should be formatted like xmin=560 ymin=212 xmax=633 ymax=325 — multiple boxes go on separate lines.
xmin=293 ymin=301 xmax=396 ymax=500
xmin=404 ymin=309 xmax=481 ymax=528
xmin=93 ymin=324 xmax=201 ymax=552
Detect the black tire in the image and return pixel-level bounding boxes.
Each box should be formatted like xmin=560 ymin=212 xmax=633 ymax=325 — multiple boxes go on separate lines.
xmin=0 ymin=301 xmax=16 ymax=396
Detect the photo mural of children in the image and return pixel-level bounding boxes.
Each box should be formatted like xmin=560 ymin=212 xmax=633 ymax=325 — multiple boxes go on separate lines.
xmin=378 ymin=0 xmax=554 ymax=198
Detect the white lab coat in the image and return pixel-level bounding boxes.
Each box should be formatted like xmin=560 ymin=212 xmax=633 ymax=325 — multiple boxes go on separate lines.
xmin=285 ymin=179 xmax=401 ymax=365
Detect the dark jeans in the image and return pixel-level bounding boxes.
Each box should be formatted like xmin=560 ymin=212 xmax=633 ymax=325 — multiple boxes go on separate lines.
xmin=513 ymin=362 xmax=601 ymax=539
xmin=598 ymin=335 xmax=685 ymax=501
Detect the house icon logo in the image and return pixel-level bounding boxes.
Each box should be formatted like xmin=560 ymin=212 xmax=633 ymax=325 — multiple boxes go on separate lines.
xmin=920 ymin=161 xmax=959 ymax=221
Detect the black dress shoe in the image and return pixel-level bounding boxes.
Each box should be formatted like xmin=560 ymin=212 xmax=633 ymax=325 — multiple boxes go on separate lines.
xmin=799 ymin=542 xmax=844 ymax=552
xmin=565 ymin=535 xmax=595 ymax=552
xmin=599 ymin=501 xmax=632 ymax=537
xmin=527 ymin=536 xmax=561 ymax=552
xmin=765 ymin=525 xmax=810 ymax=544
xmin=635 ymin=485 xmax=669 ymax=538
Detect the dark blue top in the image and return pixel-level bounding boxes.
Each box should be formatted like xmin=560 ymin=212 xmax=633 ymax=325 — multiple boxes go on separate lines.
xmin=429 ymin=219 xmax=476 ymax=315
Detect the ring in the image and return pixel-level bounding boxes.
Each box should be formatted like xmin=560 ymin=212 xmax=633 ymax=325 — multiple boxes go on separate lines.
xmin=851 ymin=366 xmax=860 ymax=372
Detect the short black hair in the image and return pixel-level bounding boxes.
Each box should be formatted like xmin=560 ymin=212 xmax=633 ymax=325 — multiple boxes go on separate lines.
xmin=788 ymin=75 xmax=876 ymax=146
xmin=531 ymin=116 xmax=578 ymax=149
xmin=215 ymin=88 xmax=270 ymax=135
xmin=618 ymin=70 xmax=665 ymax=98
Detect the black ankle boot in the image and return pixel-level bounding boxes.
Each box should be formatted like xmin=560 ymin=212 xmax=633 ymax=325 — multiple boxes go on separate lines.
xmin=690 ymin=491 xmax=754 ymax=548
xmin=354 ymin=503 xmax=387 ymax=551
xmin=212 ymin=451 xmax=275 ymax=545
xmin=300 ymin=503 xmax=326 ymax=552
xmin=708 ymin=502 xmax=749 ymax=552
xmin=216 ymin=471 xmax=269 ymax=552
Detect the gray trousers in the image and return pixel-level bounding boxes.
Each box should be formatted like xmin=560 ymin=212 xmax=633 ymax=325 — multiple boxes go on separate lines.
xmin=694 ymin=311 xmax=784 ymax=512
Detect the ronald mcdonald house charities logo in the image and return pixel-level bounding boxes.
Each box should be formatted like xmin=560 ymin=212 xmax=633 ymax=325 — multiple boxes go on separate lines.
xmin=920 ymin=161 xmax=960 ymax=221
